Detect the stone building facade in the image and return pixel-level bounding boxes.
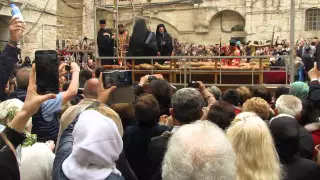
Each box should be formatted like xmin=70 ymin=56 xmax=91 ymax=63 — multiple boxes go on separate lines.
xmin=1 ymin=0 xmax=320 ymax=58
xmin=96 ymin=0 xmax=320 ymax=45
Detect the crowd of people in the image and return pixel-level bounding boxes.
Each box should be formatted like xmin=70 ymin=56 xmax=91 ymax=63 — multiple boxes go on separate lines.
xmin=2 ymin=18 xmax=320 ymax=180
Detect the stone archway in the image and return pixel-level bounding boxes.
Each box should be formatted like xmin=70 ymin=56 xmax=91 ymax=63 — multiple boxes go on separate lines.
xmin=208 ymin=10 xmax=246 ymax=44
xmin=124 ymin=17 xmax=180 ymax=39
xmin=149 ymin=17 xmax=180 ymax=38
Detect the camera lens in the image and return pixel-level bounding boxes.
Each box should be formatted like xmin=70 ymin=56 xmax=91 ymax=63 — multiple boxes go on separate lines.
xmin=65 ymin=65 xmax=71 ymax=71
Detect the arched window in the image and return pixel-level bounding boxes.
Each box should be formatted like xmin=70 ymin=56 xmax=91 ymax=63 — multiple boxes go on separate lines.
xmin=305 ymin=8 xmax=320 ymax=31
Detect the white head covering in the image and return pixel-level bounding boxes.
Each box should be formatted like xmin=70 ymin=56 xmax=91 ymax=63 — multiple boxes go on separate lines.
xmin=62 ymin=110 xmax=123 ymax=180
xmin=20 ymin=143 xmax=55 ymax=180
xmin=0 ymin=99 xmax=32 ymax=128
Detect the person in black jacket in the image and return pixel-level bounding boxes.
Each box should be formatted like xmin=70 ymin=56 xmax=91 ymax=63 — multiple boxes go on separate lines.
xmin=123 ymin=94 xmax=168 ymax=180
xmin=128 ymin=19 xmax=158 ymax=65
xmin=156 ymin=24 xmax=173 ymax=64
xmin=274 ymin=95 xmax=314 ymax=160
xmin=269 ymin=116 xmax=320 ymax=180
xmin=97 ymin=19 xmax=115 ymax=65
xmin=302 ymin=46 xmax=315 ymax=73
xmin=0 ymin=18 xmax=22 ymax=102
xmin=0 ymin=61 xmax=57 ymax=180
xmin=147 ymin=88 xmax=206 ymax=180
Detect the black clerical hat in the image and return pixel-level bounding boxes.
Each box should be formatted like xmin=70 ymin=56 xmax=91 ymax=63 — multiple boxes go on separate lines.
xmin=99 ymin=20 xmax=106 ymax=25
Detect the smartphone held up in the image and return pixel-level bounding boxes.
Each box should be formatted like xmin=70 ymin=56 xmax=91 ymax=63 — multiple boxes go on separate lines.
xmin=102 ymin=70 xmax=135 ymax=104
xmin=35 ymin=50 xmax=59 ymax=94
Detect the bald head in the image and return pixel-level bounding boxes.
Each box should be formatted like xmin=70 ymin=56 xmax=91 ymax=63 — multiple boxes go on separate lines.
xmin=16 ymin=67 xmax=31 ymax=89
xmin=83 ymin=78 xmax=99 ymax=98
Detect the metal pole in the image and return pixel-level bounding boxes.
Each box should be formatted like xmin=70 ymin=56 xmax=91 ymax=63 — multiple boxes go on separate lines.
xmin=42 ymin=23 xmax=44 ymax=48
xmin=285 ymin=57 xmax=288 ymax=84
xmin=219 ymin=58 xmax=222 ymax=84
xmin=151 ymin=59 xmax=154 ymax=74
xmin=183 ymin=60 xmax=187 ymax=88
xmin=115 ymin=0 xmax=119 ymax=59
xmin=94 ymin=5 xmax=98 ymax=66
xmin=289 ymin=0 xmax=295 ymax=83
xmin=251 ymin=66 xmax=254 ymax=85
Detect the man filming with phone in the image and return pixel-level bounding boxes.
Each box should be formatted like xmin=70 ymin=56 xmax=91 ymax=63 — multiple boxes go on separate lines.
xmin=31 ymin=62 xmax=80 ymax=143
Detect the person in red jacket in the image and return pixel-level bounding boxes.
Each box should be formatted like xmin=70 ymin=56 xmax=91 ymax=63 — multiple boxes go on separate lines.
xmin=221 ymin=39 xmax=241 ymax=66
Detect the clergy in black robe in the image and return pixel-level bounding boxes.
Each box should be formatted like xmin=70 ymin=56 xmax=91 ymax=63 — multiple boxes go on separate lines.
xmin=128 ymin=19 xmax=158 ymax=65
xmin=97 ymin=20 xmax=115 ymax=65
xmin=156 ymin=24 xmax=173 ymax=64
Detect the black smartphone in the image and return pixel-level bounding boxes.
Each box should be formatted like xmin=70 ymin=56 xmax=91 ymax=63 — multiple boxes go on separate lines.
xmin=187 ymin=81 xmax=199 ymax=89
xmin=35 ymin=50 xmax=59 ymax=94
xmin=102 ymin=70 xmax=132 ymax=89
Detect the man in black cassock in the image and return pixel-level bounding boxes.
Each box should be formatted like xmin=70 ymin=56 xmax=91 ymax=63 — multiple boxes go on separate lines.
xmin=97 ymin=20 xmax=115 ymax=65
xmin=156 ymin=24 xmax=173 ymax=64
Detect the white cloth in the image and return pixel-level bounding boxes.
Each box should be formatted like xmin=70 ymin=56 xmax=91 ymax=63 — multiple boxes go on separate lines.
xmin=62 ymin=110 xmax=123 ymax=180
xmin=171 ymin=126 xmax=181 ymax=133
xmin=20 ymin=143 xmax=55 ymax=180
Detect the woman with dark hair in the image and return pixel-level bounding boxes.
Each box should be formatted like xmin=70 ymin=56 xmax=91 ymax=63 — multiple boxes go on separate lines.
xmin=123 ymin=94 xmax=168 ymax=180
xmin=149 ymin=79 xmax=172 ymax=116
xmin=128 ymin=19 xmax=158 ymax=65
xmin=207 ymin=100 xmax=235 ymax=130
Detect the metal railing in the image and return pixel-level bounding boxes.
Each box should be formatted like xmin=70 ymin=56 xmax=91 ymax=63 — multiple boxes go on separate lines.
xmin=96 ymin=55 xmax=291 ymax=87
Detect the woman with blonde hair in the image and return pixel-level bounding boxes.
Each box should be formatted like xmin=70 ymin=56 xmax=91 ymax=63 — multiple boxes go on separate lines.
xmin=227 ymin=112 xmax=282 ymax=180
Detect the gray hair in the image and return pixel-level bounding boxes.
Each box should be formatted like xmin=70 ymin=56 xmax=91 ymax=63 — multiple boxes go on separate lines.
xmin=207 ymin=86 xmax=222 ymax=100
xmin=162 ymin=120 xmax=236 ymax=180
xmin=171 ymin=88 xmax=204 ymax=124
xmin=16 ymin=67 xmax=31 ymax=89
xmin=275 ymin=95 xmax=302 ymax=117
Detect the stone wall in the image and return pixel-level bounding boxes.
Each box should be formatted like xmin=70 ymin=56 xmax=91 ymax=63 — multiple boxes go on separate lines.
xmin=0 ymin=0 xmax=57 ymax=59
xmin=246 ymin=0 xmax=320 ymax=42
xmin=82 ymin=0 xmax=95 ymax=40
xmin=21 ymin=0 xmax=57 ymax=59
xmin=102 ymin=0 xmax=320 ymax=44
xmin=56 ymin=0 xmax=83 ymax=42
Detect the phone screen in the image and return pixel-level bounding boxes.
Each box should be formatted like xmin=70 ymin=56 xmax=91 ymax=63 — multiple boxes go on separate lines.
xmin=102 ymin=71 xmax=132 ymax=88
xmin=187 ymin=81 xmax=199 ymax=89
xmin=35 ymin=50 xmax=59 ymax=94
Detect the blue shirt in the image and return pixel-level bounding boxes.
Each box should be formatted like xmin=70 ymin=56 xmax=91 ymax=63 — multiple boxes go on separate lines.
xmin=42 ymin=92 xmax=63 ymax=122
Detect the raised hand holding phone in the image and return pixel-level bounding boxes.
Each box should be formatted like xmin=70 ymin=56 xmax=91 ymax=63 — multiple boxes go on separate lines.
xmin=8 ymin=64 xmax=56 ymax=132
xmin=97 ymin=73 xmax=117 ymax=103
